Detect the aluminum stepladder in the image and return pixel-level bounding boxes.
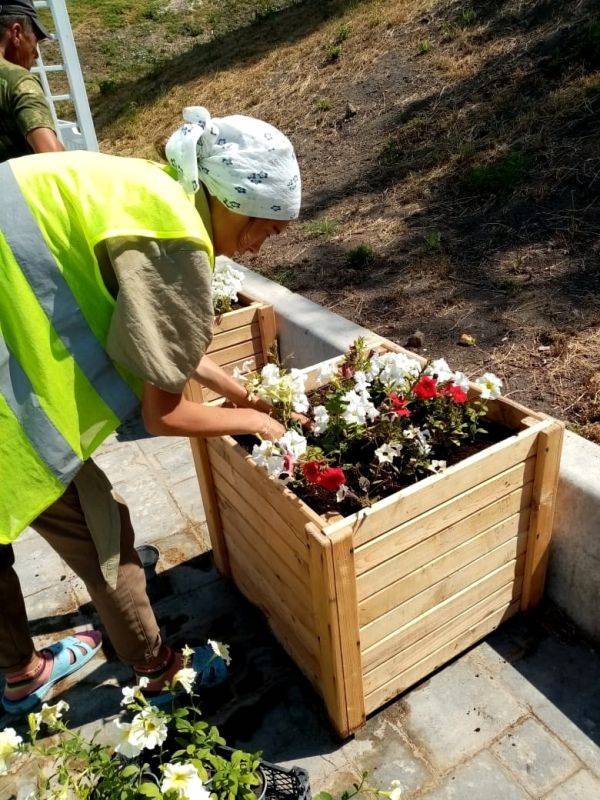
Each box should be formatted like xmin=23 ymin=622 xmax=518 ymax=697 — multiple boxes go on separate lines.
xmin=32 ymin=0 xmax=98 ymax=151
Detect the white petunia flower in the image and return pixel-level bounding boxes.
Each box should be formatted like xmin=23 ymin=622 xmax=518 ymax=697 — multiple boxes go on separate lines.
xmin=161 ymin=763 xmax=210 ymax=800
xmin=106 ymin=720 xmax=143 ymax=759
xmin=253 ymin=440 xmax=285 ymax=476
xmin=317 ymin=361 xmax=338 ymax=383
xmin=336 ymin=485 xmax=350 ymax=503
xmin=373 ymin=352 xmax=422 ymax=389
xmin=389 ymin=780 xmax=403 ymax=800
xmin=128 ymin=707 xmax=168 ymax=751
xmin=475 ymin=372 xmax=503 ymax=399
xmin=208 ymin=639 xmax=232 ymax=665
xmin=416 ymin=428 xmax=432 ymax=456
xmin=426 ymin=358 xmax=453 ymax=383
xmin=278 ymin=430 xmax=307 ymax=458
xmin=312 ymin=405 xmax=330 ymax=435
xmin=121 ymin=680 xmax=147 ymax=707
xmin=232 ymin=366 xmax=246 ymax=382
xmin=354 ymin=370 xmax=371 ymax=393
xmin=341 ymin=389 xmax=379 ymax=426
xmin=0 ymin=728 xmax=22 ymax=775
xmin=427 ymin=460 xmax=447 ymax=473
xmin=452 ymin=371 xmax=470 ymax=392
xmin=33 ymin=701 xmax=69 ymax=732
xmin=173 ymin=667 xmax=197 ymax=694
xmin=212 ymin=261 xmax=244 ymax=312
xmin=375 ymin=442 xmax=403 ymax=464
xmin=182 ymin=644 xmax=195 ymax=659
xmin=260 ymin=363 xmax=281 ymax=387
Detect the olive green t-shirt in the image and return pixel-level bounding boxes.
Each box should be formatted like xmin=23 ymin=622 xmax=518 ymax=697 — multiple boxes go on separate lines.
xmin=0 ymin=56 xmax=55 ymax=162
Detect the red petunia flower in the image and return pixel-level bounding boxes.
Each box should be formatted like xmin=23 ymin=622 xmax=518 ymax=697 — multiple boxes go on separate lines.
xmin=447 ymin=385 xmax=468 ymax=404
xmin=318 ymin=467 xmax=347 ymax=492
xmin=389 ymin=393 xmax=411 ymax=417
xmin=302 ymin=461 xmax=347 ymax=492
xmin=413 ymin=376 xmax=438 ymax=400
xmin=303 ymin=461 xmax=323 ymax=485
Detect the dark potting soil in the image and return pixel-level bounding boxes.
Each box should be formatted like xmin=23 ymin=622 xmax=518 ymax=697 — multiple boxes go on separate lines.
xmin=234 ymin=419 xmax=513 ymax=518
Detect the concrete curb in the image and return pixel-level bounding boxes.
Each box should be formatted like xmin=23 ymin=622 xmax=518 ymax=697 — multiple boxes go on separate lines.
xmin=226 ymin=260 xmax=600 ymax=644
xmin=548 ymin=431 xmax=600 ymax=642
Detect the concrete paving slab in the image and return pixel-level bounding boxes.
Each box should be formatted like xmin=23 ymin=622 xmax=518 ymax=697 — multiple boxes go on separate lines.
xmin=112 ymin=475 xmax=187 ymax=542
xmin=418 ymin=750 xmax=528 ymax=800
xmin=545 ymin=769 xmax=600 ymax=799
xmin=492 ymin=718 xmax=580 ymax=796
xmin=473 ymin=621 xmax=600 ymax=777
xmin=170 ymin=476 xmax=207 ymax=522
xmin=93 ymin=441 xmax=150 ymax=486
xmin=398 ymin=655 xmax=525 ymax=770
xmin=154 ymin=439 xmax=197 ymax=482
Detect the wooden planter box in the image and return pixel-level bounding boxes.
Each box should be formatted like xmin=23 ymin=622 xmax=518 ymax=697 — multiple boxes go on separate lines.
xmin=188 ymin=337 xmax=564 ymax=738
xmin=186 ymin=294 xmax=277 ymax=405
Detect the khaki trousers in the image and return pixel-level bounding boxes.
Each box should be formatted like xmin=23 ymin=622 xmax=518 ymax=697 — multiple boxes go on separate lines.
xmin=0 ymin=479 xmax=162 ymax=674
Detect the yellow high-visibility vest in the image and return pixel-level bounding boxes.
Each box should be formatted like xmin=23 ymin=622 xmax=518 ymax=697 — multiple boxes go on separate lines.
xmin=0 ymin=151 xmax=214 ymax=542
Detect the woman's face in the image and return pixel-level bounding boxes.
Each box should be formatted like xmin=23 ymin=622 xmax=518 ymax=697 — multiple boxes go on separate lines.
xmin=209 ymin=196 xmax=290 ymax=258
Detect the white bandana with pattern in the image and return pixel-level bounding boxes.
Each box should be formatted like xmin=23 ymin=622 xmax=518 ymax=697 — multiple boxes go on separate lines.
xmin=165 ymin=106 xmax=301 ymax=221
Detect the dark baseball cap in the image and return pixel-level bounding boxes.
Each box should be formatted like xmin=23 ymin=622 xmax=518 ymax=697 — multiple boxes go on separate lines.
xmin=0 ymin=1 xmax=52 ymax=40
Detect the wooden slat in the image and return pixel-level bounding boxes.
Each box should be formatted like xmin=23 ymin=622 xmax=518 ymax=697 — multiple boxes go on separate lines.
xmin=330 ymin=528 xmax=366 ymax=733
xmin=201 ymin=354 xmax=266 ymax=404
xmin=210 ymin=448 xmax=309 ymax=565
xmin=228 ymin=550 xmax=321 ymax=687
xmin=185 ymin=437 xmax=230 ymax=576
xmin=356 ymin=460 xmax=534 ymax=576
xmin=360 ymin=513 xmax=529 ymax=625
xmin=307 ymin=524 xmax=353 ymax=738
xmin=212 ymin=303 xmax=260 ymax=334
xmin=217 ymin=490 xmax=309 ymax=592
xmin=214 ymin=436 xmax=323 ymax=534
xmin=224 ymin=535 xmax=317 ymax=659
xmin=325 ymin=423 xmax=546 ymax=546
xmin=363 ymin=580 xmax=521 ymax=693
xmin=364 ymin=600 xmax=520 ymax=713
xmin=362 ymin=560 xmax=524 ymax=670
xmin=360 ymin=547 xmax=527 ymax=651
xmin=257 ymin=305 xmax=278 ymax=363
xmin=210 ymin=338 xmax=263 ymax=367
xmin=521 ymin=422 xmax=565 ymax=609
xmin=208 ymin=321 xmax=262 ymax=353
xmin=357 ymin=480 xmax=533 ymax=599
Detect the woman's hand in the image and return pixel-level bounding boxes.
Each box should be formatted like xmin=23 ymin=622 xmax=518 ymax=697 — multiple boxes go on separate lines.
xmin=291 ymin=411 xmax=312 ymax=429
xmin=254 ymin=412 xmax=286 ymax=441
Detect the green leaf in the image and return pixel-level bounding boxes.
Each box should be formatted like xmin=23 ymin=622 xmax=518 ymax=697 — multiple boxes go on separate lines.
xmin=121 ymin=765 xmax=139 ymax=778
xmin=139 ymin=782 xmax=162 ymax=798
xmin=314 ymin=793 xmax=334 ymax=800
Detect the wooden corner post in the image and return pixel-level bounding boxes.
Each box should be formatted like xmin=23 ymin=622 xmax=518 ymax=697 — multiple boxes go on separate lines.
xmin=521 ymin=421 xmax=564 ymax=610
xmin=307 ymin=523 xmax=366 ymax=738
xmin=183 ymin=383 xmax=230 ymax=577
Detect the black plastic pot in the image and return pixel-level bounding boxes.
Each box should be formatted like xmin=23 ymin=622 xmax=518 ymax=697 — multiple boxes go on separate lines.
xmin=216 ymin=746 xmax=311 ymax=800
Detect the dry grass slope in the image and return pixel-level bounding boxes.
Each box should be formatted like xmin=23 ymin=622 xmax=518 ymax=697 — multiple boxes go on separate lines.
xmin=79 ymin=0 xmax=599 ymax=439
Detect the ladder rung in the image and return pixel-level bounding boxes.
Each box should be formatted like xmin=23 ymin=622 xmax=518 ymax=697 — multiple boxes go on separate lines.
xmin=32 ymin=65 xmax=65 ymax=74
xmin=33 ymin=1 xmax=48 ymax=8
xmin=51 ymin=94 xmax=71 ymax=102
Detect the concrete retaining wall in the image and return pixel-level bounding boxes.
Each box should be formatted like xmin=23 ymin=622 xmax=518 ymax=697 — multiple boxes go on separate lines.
xmin=232 ymin=260 xmax=600 ymax=644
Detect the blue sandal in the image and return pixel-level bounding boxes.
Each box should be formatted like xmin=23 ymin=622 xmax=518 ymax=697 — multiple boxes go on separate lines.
xmin=2 ymin=634 xmax=102 ymax=715
xmin=145 ymin=645 xmax=229 ymax=708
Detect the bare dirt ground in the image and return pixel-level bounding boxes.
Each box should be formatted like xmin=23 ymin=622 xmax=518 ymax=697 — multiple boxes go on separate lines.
xmin=95 ymin=0 xmax=600 ymax=439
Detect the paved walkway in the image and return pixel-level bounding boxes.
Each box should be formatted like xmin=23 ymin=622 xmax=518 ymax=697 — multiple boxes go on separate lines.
xmin=2 ymin=423 xmax=600 ymax=799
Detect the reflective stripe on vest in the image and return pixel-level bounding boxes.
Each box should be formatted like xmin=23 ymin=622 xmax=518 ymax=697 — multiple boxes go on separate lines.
xmin=0 ymin=334 xmax=82 ymax=485
xmin=0 ymin=162 xmax=140 ymax=423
